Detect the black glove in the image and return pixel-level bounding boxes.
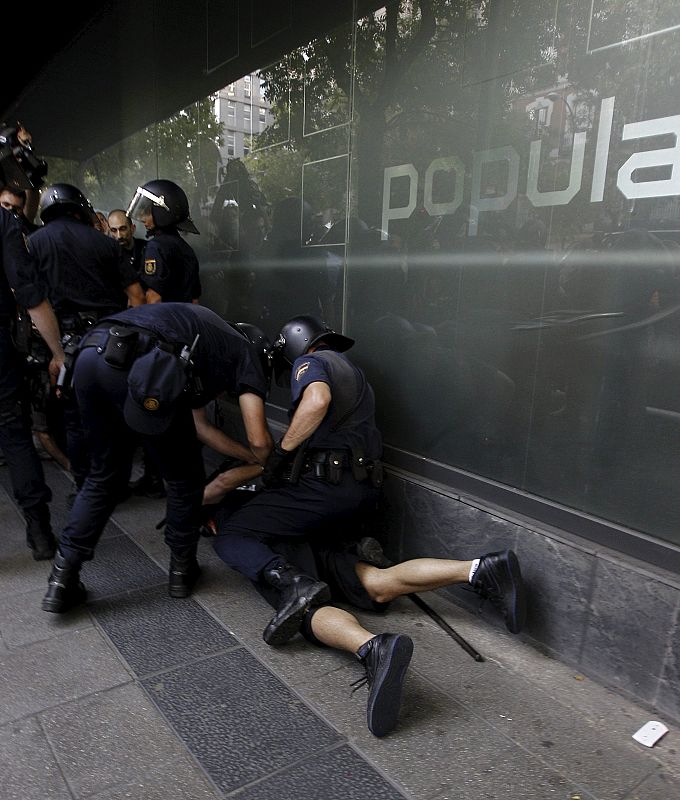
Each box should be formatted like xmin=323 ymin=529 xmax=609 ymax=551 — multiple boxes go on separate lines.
xmin=262 ymin=440 xmax=296 ymax=487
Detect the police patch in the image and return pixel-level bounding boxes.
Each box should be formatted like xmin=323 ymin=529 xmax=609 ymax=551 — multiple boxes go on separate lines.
xmin=295 ymin=362 xmax=310 ymax=381
xmin=143 ymin=397 xmax=160 ymax=411
xmin=144 ymin=258 xmax=157 ymax=275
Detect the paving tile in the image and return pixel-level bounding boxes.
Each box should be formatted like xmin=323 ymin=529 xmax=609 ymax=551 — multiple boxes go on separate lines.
xmin=0 ymin=628 xmax=131 ymax=725
xmin=91 ymin=584 xmax=238 ymax=676
xmin=79 ymin=535 xmax=166 ymax=600
xmin=142 ymin=648 xmax=341 ymax=794
xmin=234 ymin=743 xmax=410 ymax=800
xmin=40 ymin=682 xmax=194 ymax=798
xmin=0 ymin=716 xmax=71 ymax=799
xmin=87 ymin=755 xmax=221 ymax=800
xmin=301 ymin=667 xmax=585 ymax=800
xmin=0 ymin=587 xmax=93 ymax=648
xmin=623 ymin=768 xmax=680 ymax=800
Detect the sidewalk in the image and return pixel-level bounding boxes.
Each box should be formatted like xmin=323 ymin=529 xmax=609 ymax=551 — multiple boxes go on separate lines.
xmin=0 ymin=460 xmax=678 ymax=800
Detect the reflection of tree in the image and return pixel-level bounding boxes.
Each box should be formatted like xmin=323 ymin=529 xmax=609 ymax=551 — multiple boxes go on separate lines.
xmin=254 ymin=1 xmax=565 ymax=230
xmin=49 ymin=98 xmax=222 ymax=211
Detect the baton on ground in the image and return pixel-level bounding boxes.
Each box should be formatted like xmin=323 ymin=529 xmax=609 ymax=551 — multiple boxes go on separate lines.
xmin=357 ymin=537 xmax=484 ymax=662
xmin=406 ymin=592 xmax=484 ymax=662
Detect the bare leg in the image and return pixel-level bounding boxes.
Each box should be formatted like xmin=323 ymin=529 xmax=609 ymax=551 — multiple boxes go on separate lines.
xmin=356 ymin=558 xmax=473 ymax=604
xmin=309 ymin=605 xmax=375 ymax=653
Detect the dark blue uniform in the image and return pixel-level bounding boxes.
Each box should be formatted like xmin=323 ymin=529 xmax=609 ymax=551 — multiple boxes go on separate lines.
xmin=142 ymin=229 xmax=201 ymax=301
xmin=29 ymin=217 xmax=139 ymax=318
xmin=213 ymin=346 xmax=382 ymax=582
xmin=58 ymin=303 xmax=268 ymax=564
xmin=29 ymin=216 xmax=140 ymax=487
xmin=0 ymin=208 xmax=52 ymax=516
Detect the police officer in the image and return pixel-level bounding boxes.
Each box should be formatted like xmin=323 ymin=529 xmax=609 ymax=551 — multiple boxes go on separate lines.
xmin=41 ymin=302 xmax=273 ymax=614
xmin=29 ymin=183 xmax=145 ymax=490
xmin=0 ymin=176 xmax=65 ymax=559
xmin=209 ymin=314 xmax=528 ymax=737
xmin=127 ymin=180 xmax=201 ymax=303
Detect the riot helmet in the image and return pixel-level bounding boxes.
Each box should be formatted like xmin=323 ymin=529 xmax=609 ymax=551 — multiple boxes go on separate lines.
xmin=231 ymin=321 xmax=274 ymax=390
xmin=127 ymin=179 xmax=199 ymax=234
xmin=273 ymin=315 xmax=354 ymax=366
xmin=38 ymin=183 xmax=96 ymax=225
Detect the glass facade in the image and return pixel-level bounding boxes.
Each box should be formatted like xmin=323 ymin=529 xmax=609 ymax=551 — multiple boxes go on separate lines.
xmin=51 ymin=1 xmax=680 ymax=550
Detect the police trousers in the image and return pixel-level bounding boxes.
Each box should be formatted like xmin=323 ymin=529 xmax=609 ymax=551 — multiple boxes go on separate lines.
xmin=212 ymin=470 xmax=379 ymax=582
xmin=58 ymin=347 xmax=205 ymax=564
xmin=0 ymin=327 xmax=51 ymax=513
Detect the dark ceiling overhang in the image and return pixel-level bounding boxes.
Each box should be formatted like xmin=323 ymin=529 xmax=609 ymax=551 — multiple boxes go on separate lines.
xmin=3 ymin=0 xmax=379 ymax=163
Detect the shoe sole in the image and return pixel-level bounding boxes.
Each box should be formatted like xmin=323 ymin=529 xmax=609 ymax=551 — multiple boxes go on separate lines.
xmin=503 ymin=550 xmax=527 ymax=634
xmin=263 ymin=582 xmax=332 ymax=646
xmin=41 ymin=584 xmax=87 ymax=613
xmin=367 ymin=635 xmax=414 ymax=737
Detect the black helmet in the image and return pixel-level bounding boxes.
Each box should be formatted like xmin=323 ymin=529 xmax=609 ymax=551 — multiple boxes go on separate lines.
xmin=274 ymin=315 xmax=354 ymax=366
xmin=127 ymin=179 xmax=199 ymax=234
xmin=39 ymin=183 xmax=96 ymax=225
xmin=231 ymin=321 xmax=273 ymax=388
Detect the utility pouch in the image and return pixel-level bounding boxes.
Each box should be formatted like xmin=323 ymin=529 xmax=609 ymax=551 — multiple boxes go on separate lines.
xmin=103 ymin=326 xmax=139 ymax=369
xmin=56 ymin=333 xmax=83 ymax=398
xmin=286 ymin=443 xmax=311 ymax=485
xmin=327 ymin=451 xmax=344 ymax=485
xmin=369 ymin=460 xmax=384 ymax=488
xmin=351 ymin=446 xmax=369 ymax=482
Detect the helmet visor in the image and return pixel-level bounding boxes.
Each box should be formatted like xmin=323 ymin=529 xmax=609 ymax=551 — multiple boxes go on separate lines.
xmin=127 ymin=186 xmax=170 ymax=223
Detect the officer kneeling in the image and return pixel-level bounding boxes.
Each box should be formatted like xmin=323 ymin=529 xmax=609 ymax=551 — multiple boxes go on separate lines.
xmin=42 ymin=303 xmax=271 ymax=613
xmin=210 ymin=315 xmax=528 ymax=738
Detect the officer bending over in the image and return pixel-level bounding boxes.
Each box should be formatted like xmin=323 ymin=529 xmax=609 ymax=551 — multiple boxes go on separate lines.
xmin=41 ymin=302 xmax=272 ymax=614
xmin=210 ymin=315 xmax=528 ymax=737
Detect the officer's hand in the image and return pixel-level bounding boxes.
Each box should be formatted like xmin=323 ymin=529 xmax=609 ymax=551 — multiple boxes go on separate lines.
xmin=262 ymin=440 xmax=295 ymax=488
xmin=48 ymin=356 xmax=64 ymax=386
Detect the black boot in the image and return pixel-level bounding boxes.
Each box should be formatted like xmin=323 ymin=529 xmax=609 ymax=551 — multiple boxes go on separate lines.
xmin=353 ymin=633 xmax=414 ymax=737
xmin=262 ymin=563 xmax=331 ymax=646
xmin=41 ymin=551 xmax=87 ymax=613
xmin=130 ymin=471 xmax=166 ymax=499
xmin=25 ymin=503 xmax=56 ymax=561
xmin=168 ymin=548 xmax=201 ymax=598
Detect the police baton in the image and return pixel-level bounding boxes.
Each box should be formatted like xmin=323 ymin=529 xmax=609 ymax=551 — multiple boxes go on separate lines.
xmin=357 ymin=537 xmax=484 ymax=662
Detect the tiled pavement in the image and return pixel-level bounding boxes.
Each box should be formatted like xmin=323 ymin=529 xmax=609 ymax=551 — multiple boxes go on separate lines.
xmin=0 ymin=460 xmax=678 ymax=800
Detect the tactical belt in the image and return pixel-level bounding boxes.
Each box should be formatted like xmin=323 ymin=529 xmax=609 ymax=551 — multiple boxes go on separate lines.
xmin=80 ymin=323 xmax=186 ymax=368
xmin=301 ymin=448 xmax=383 ymax=487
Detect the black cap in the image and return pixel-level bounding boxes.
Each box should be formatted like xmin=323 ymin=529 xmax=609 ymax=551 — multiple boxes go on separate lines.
xmin=124 ymin=348 xmax=187 ymax=435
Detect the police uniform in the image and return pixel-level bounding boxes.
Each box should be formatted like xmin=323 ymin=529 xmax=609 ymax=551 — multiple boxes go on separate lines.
xmin=29 ymin=215 xmax=140 ymax=487
xmin=142 ymin=229 xmax=201 ymax=301
xmin=213 ymin=345 xmax=383 ymax=596
xmin=0 ymin=208 xmax=53 ymax=525
xmin=57 ymin=302 xmax=268 ymax=566
xmin=29 ymin=217 xmax=139 ymax=319
xmin=123 ymin=237 xmax=147 ymax=285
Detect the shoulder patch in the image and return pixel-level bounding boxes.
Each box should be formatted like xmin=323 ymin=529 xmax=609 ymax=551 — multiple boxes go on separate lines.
xmin=144 ymin=258 xmax=157 ymax=275
xmin=295 ymin=362 xmax=310 ymax=381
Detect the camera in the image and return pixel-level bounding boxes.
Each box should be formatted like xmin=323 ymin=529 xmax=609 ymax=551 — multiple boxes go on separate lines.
xmin=0 ymin=125 xmax=48 ymax=190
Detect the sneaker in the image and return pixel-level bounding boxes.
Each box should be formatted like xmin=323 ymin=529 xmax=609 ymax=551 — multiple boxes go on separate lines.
xmin=353 ymin=633 xmax=413 ymax=737
xmin=471 ymin=550 xmax=526 ymax=634
xmin=356 ymin=536 xmax=392 ymax=568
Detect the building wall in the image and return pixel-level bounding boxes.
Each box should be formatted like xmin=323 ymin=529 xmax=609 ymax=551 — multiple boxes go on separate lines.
xmin=381 ymin=469 xmax=680 ymax=725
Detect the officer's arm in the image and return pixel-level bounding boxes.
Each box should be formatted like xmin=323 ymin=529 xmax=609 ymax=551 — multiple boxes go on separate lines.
xmin=192 ymin=406 xmax=262 ymax=464
xmin=26 ymin=299 xmax=65 ymax=382
xmin=238 ymin=392 xmax=274 ymax=464
xmin=145 ymin=287 xmax=163 ymax=304
xmin=281 ymin=381 xmax=331 ymax=451
xmin=125 ymin=281 xmax=146 ymax=307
